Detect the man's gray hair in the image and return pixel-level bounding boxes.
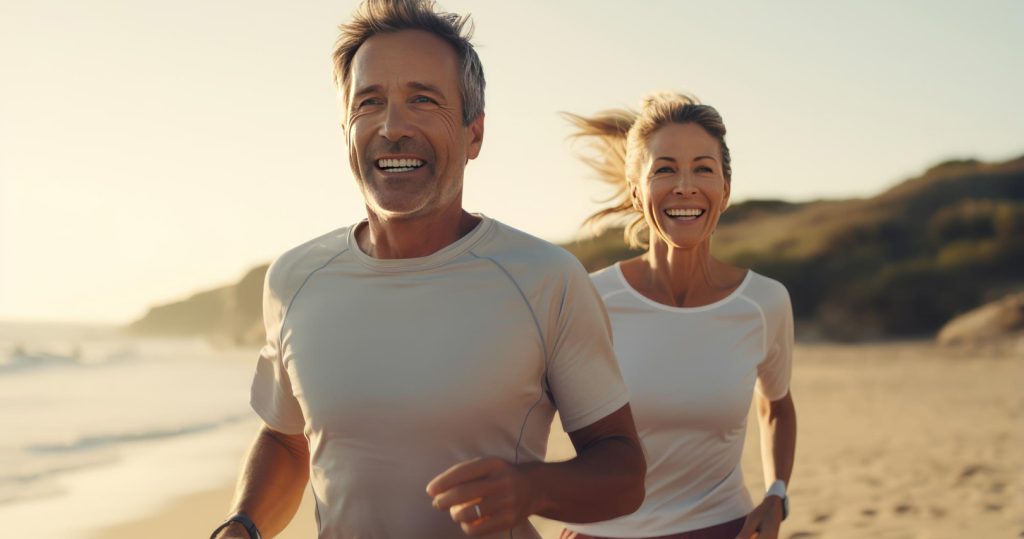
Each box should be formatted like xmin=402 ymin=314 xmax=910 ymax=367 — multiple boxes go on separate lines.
xmin=332 ymin=0 xmax=485 ymax=125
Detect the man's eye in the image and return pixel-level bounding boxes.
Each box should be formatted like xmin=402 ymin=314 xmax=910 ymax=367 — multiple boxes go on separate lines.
xmin=412 ymin=95 xmax=437 ymax=104
xmin=358 ymin=98 xmax=383 ymax=108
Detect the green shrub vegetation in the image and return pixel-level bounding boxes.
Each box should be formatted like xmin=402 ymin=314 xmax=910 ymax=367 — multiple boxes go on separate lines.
xmin=129 ymin=155 xmax=1024 ymax=343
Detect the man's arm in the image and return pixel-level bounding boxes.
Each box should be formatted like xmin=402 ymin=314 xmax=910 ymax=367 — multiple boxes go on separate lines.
xmin=213 ymin=424 xmax=310 ymax=539
xmin=427 ymin=403 xmax=645 ymax=536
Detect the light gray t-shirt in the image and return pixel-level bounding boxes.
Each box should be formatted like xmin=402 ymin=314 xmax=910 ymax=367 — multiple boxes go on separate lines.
xmin=251 ymin=216 xmax=629 ymax=539
xmin=569 ymin=264 xmax=793 ymax=537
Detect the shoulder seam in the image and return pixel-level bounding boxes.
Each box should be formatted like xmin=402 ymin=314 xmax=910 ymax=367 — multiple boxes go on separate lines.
xmin=469 ymin=251 xmax=548 ymax=466
xmin=738 ymin=293 xmax=769 ymax=360
xmin=278 ymin=247 xmax=351 ymax=358
xmin=469 ymin=251 xmax=549 ymax=358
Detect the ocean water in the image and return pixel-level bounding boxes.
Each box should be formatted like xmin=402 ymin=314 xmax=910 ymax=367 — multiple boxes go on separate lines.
xmin=0 ymin=322 xmax=261 ymax=538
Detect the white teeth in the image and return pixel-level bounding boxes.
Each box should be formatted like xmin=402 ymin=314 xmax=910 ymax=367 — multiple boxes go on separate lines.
xmin=665 ymin=208 xmax=705 ymax=217
xmin=377 ymin=158 xmax=424 ymax=170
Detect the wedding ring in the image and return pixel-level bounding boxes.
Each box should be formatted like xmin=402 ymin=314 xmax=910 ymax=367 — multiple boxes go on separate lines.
xmin=474 ymin=504 xmax=482 ymax=519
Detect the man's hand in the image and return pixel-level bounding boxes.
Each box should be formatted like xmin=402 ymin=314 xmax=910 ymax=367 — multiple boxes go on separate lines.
xmin=734 ymin=496 xmax=783 ymax=539
xmin=426 ymin=404 xmax=644 ymax=533
xmin=426 ymin=457 xmax=537 ymax=536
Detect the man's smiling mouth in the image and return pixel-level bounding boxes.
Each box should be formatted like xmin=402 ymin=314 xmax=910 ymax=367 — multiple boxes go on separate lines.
xmin=377 ymin=158 xmax=425 ymax=173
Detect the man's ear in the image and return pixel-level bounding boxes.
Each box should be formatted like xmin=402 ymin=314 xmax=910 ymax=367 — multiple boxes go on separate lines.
xmin=340 ymin=105 xmax=352 ymax=145
xmin=466 ymin=113 xmax=485 ymax=161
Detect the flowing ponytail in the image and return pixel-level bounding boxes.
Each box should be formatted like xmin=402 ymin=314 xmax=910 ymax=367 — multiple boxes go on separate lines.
xmin=563 ymin=108 xmax=644 ymax=247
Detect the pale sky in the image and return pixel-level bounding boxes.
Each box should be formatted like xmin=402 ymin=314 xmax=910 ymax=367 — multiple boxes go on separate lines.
xmin=1 ymin=1 xmax=1022 ymax=324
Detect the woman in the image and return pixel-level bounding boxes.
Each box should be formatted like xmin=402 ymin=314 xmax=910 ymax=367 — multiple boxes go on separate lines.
xmin=561 ymin=93 xmax=797 ymax=539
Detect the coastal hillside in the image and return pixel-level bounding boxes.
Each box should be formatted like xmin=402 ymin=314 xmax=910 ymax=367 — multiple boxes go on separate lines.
xmin=713 ymin=156 xmax=1024 ymax=338
xmin=126 ymin=265 xmax=267 ymax=346
xmin=127 ymin=155 xmax=1024 ymax=343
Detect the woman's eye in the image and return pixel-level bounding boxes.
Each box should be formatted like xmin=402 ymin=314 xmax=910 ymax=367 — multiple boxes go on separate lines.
xmin=695 ymin=166 xmax=713 ymax=173
xmin=655 ymin=166 xmax=674 ymax=174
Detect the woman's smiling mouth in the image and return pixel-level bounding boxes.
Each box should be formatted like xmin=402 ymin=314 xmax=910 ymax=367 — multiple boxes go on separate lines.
xmin=664 ymin=208 xmax=706 ymax=221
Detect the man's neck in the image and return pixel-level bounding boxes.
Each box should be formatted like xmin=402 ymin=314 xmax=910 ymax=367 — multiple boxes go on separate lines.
xmin=357 ymin=205 xmax=481 ymax=260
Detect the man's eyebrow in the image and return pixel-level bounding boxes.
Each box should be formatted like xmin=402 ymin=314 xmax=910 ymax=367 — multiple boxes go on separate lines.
xmin=407 ymin=81 xmax=446 ymax=96
xmin=352 ymin=84 xmax=382 ymax=100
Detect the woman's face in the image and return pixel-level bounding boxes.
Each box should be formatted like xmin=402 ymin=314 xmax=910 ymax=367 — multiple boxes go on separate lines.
xmin=634 ymin=122 xmax=730 ymax=249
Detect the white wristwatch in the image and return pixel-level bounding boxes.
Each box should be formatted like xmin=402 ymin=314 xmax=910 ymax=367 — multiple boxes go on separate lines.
xmin=765 ymin=479 xmax=789 ymax=520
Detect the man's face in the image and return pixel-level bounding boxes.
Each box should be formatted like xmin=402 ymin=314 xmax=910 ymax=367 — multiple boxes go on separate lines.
xmin=345 ymin=30 xmax=484 ymax=221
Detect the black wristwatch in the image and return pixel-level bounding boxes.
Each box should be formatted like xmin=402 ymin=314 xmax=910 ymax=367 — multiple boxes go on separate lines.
xmin=210 ymin=513 xmax=262 ymax=539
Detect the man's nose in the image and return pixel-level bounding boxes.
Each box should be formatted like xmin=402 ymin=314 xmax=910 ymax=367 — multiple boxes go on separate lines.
xmin=380 ymin=102 xmax=414 ymax=142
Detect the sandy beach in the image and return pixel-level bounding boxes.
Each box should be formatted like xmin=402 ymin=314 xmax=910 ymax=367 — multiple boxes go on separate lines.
xmin=90 ymin=341 xmax=1022 ymax=539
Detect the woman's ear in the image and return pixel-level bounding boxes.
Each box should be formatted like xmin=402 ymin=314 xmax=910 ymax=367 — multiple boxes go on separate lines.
xmin=721 ymin=179 xmax=731 ymax=214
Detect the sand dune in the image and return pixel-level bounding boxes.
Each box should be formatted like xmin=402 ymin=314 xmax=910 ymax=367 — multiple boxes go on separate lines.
xmin=93 ymin=342 xmax=1022 ymax=539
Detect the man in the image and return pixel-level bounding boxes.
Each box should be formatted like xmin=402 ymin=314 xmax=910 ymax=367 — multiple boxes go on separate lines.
xmin=211 ymin=1 xmax=645 ymax=538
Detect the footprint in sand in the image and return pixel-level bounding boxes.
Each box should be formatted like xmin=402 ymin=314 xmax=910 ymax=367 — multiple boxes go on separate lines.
xmin=893 ymin=503 xmax=917 ymax=515
xmin=929 ymin=506 xmax=948 ymax=518
xmin=859 ymin=475 xmax=883 ymax=487
xmin=983 ymin=503 xmax=1003 ymax=512
xmin=812 ymin=513 xmax=831 ymax=523
xmin=861 ymin=508 xmax=878 ymax=518
xmin=956 ymin=463 xmax=994 ymax=484
xmin=787 ymin=532 xmax=820 ymax=539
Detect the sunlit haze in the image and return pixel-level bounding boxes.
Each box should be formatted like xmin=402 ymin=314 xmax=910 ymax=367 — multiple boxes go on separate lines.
xmin=1 ymin=0 xmax=1021 ymax=323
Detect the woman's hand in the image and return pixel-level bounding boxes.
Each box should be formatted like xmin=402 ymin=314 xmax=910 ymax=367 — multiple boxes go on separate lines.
xmin=734 ymin=495 xmax=783 ymax=539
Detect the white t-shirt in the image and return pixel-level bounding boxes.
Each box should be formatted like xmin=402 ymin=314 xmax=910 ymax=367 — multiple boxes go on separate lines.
xmin=250 ymin=216 xmax=630 ymax=539
xmin=568 ymin=264 xmax=793 ymax=537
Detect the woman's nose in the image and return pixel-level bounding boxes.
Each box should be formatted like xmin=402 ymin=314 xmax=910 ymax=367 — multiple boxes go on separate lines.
xmin=673 ymin=174 xmax=699 ymax=195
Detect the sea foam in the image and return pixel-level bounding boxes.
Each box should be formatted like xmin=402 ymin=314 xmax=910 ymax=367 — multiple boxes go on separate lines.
xmin=0 ymin=323 xmax=261 ymax=538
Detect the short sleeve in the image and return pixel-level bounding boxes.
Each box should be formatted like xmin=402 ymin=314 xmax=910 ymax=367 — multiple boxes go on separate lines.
xmin=250 ymin=262 xmax=306 ymax=435
xmin=545 ymin=259 xmax=631 ymax=433
xmin=755 ymin=288 xmax=794 ymax=401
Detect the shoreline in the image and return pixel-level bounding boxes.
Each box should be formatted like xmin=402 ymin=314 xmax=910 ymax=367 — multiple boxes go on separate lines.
xmin=91 ymin=483 xmax=319 ymax=539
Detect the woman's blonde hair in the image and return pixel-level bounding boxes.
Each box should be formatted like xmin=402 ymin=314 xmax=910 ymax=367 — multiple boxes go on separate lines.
xmin=564 ymin=92 xmax=731 ymax=248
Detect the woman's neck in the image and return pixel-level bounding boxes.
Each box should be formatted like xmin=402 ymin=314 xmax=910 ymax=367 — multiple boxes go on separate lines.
xmin=622 ymin=239 xmax=746 ymax=308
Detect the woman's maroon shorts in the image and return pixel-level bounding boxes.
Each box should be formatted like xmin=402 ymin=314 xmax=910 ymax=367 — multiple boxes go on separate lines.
xmin=559 ymin=516 xmax=746 ymax=539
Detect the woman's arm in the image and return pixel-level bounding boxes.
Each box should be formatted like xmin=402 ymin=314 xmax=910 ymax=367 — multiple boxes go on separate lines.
xmin=736 ymin=390 xmax=797 ymax=539
xmin=759 ymin=390 xmax=796 ymax=487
